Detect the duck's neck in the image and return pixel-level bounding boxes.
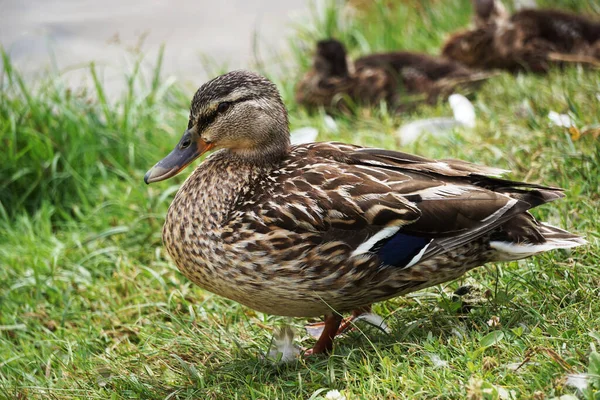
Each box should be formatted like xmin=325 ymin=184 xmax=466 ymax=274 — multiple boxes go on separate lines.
xmin=172 ymin=150 xmax=272 ymax=228
xmin=228 ymin=136 xmax=291 ymax=166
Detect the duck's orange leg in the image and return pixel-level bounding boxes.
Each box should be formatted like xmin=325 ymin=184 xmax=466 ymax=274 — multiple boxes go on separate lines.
xmin=305 ymin=314 xmax=343 ymax=355
xmin=305 ymin=305 xmax=372 ymax=340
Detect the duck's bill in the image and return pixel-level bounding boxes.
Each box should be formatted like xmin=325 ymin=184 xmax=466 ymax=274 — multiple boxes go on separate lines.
xmin=144 ymin=131 xmax=214 ymax=184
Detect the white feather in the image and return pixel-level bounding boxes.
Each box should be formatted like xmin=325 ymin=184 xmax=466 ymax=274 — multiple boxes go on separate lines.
xmin=353 ymin=313 xmax=391 ymax=333
xmin=490 ymin=239 xmax=584 ymax=260
xmin=395 ymin=94 xmax=476 ymax=145
xmin=268 ymin=326 xmax=299 ymax=363
xmin=323 ymin=115 xmax=339 ymax=132
xmin=352 ymin=226 xmax=400 ymax=257
xmin=396 ymin=118 xmax=463 ymax=145
xmin=404 ymin=239 xmax=433 ymax=268
xmin=449 ymin=94 xmax=476 ymax=128
xmin=548 ymin=111 xmax=575 ymax=128
xmin=565 ymin=373 xmax=590 ymax=392
xmin=290 ymin=127 xmax=319 ymax=145
xmin=480 ymin=198 xmax=517 ymax=223
xmin=412 ymin=185 xmax=473 ymax=200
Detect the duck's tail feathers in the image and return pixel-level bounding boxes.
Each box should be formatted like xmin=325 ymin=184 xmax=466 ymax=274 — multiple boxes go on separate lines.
xmin=490 ymin=219 xmax=586 ymax=261
xmin=537 ymin=222 xmax=588 ymax=248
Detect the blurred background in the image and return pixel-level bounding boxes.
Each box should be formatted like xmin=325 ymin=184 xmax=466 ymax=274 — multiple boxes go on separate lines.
xmin=1 ymin=0 xmax=309 ymax=94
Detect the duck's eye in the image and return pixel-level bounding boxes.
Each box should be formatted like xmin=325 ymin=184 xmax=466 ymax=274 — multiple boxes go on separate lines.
xmin=181 ymin=138 xmax=192 ymax=149
xmin=217 ymin=102 xmax=231 ymax=113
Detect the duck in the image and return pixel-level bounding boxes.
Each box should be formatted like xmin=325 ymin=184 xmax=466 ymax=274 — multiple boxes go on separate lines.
xmin=442 ymin=0 xmax=600 ymax=72
xmin=295 ymin=39 xmax=492 ymax=112
xmin=145 ymin=70 xmax=586 ymax=355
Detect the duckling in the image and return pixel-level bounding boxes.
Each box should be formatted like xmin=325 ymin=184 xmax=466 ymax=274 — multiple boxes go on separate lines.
xmin=443 ymin=0 xmax=600 ymax=72
xmin=145 ymin=70 xmax=585 ymax=355
xmin=295 ymin=39 xmax=491 ymax=112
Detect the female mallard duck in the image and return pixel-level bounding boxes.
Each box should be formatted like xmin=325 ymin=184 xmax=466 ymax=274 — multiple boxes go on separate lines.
xmin=295 ymin=39 xmax=491 ymax=112
xmin=443 ymin=0 xmax=600 ymax=72
xmin=145 ymin=70 xmax=585 ymax=355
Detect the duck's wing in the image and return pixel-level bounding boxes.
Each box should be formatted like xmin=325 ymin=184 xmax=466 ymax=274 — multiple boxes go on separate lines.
xmin=255 ymin=142 xmax=564 ymax=269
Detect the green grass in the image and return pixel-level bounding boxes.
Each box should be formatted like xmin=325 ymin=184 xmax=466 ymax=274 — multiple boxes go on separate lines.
xmin=1 ymin=0 xmax=600 ymax=398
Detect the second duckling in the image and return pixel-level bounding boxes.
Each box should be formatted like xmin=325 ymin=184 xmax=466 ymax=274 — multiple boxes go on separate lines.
xmin=296 ymin=39 xmax=491 ymax=113
xmin=443 ymin=0 xmax=600 ymax=72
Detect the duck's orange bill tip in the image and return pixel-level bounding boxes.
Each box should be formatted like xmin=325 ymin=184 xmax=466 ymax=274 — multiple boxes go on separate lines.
xmin=144 ymin=133 xmax=214 ymax=184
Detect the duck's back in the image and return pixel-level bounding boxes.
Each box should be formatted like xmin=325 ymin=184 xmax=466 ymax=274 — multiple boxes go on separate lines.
xmin=356 ymin=52 xmax=474 ymax=80
xmin=511 ymin=9 xmax=600 ymax=47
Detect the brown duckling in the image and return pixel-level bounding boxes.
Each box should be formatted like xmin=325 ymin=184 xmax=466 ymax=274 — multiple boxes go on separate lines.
xmin=443 ymin=0 xmax=600 ymax=72
xmin=295 ymin=39 xmax=492 ymax=112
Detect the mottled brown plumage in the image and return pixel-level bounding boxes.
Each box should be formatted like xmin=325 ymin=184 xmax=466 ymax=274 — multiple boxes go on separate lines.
xmin=295 ymin=39 xmax=492 ymax=112
xmin=145 ymin=70 xmax=585 ymax=355
xmin=443 ymin=1 xmax=600 ymax=72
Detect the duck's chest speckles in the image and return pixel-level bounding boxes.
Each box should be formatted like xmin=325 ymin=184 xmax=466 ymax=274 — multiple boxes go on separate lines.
xmin=161 ymin=154 xmax=270 ymax=287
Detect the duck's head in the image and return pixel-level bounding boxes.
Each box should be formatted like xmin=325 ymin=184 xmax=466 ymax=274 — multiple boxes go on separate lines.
xmin=313 ymin=39 xmax=350 ymax=78
xmin=473 ymin=0 xmax=495 ymax=21
xmin=144 ymin=70 xmax=289 ymax=184
xmin=472 ymin=0 xmax=508 ymax=28
xmin=442 ymin=29 xmax=493 ymax=67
